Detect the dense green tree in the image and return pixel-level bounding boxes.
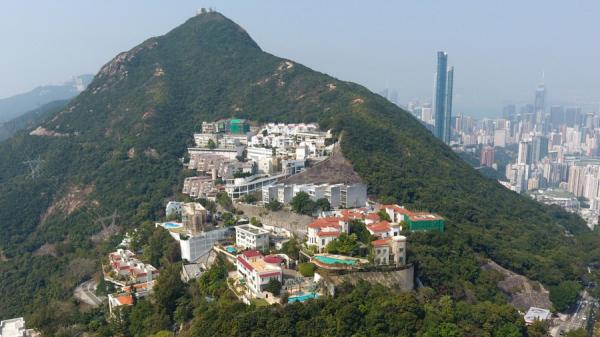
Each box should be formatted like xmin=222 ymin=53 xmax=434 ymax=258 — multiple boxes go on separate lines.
xmin=265 ymin=279 xmax=282 ymax=295
xmin=349 ymin=219 xmax=373 ymax=244
xmin=326 ymin=233 xmax=359 ymax=256
xmin=215 ymin=192 xmax=234 ymax=212
xmin=153 ymin=263 xmax=186 ymax=314
xmin=526 ymin=321 xmax=548 ymax=337
xmin=377 ymin=209 xmax=391 ymax=222
xmin=265 ymin=199 xmax=283 ymax=211
xmin=198 ymin=258 xmax=228 ymax=296
xmin=315 ymin=198 xmax=331 ymax=212
xmin=549 ymin=280 xmax=581 ymax=312
xmin=298 ymin=262 xmax=316 ymax=277
xmin=290 ymin=192 xmax=316 ymax=215
xmin=279 ymin=238 xmax=301 ymax=260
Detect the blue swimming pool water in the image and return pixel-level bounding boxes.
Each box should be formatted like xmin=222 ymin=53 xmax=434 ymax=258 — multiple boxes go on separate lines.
xmin=164 ymin=222 xmax=182 ymax=229
xmin=314 ymin=255 xmax=357 ymax=265
xmin=226 ymin=247 xmax=236 ymax=253
xmin=288 ymin=292 xmax=319 ymax=303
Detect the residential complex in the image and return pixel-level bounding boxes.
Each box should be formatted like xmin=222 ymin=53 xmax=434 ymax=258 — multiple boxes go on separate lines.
xmin=181 ymin=119 xmax=334 ymax=200
xmin=106 ymin=249 xmax=159 ymax=285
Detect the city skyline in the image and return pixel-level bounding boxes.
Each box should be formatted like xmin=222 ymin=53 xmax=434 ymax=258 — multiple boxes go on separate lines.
xmin=1 ymin=1 xmax=599 ymax=117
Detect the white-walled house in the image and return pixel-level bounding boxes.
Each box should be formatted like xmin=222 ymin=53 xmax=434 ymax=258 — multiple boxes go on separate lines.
xmin=236 ymin=251 xmax=283 ymax=296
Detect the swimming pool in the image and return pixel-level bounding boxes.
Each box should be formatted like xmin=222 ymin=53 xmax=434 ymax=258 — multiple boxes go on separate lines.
xmin=164 ymin=222 xmax=182 ymax=229
xmin=313 ymin=255 xmax=357 ymax=265
xmin=288 ymin=292 xmax=319 ymax=303
xmin=226 ymin=247 xmax=236 ymax=253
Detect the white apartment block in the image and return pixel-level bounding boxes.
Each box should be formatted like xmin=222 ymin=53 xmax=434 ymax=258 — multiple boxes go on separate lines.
xmin=193 ymin=133 xmax=221 ymax=148
xmin=247 ymin=147 xmax=274 ymax=174
xmin=261 ymin=183 xmax=367 ymax=209
xmin=235 ymin=224 xmax=270 ymax=251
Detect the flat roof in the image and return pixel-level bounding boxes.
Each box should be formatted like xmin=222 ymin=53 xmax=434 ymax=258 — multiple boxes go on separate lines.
xmin=236 ymin=224 xmax=269 ymax=235
xmin=524 ymin=307 xmax=551 ymax=322
xmin=1 ymin=318 xmax=25 ymax=336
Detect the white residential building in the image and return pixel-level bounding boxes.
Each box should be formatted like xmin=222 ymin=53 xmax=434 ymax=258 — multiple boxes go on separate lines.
xmin=0 ymin=318 xmax=38 ymax=337
xmin=372 ymin=236 xmax=407 ymax=267
xmin=165 ymin=201 xmax=183 ymax=218
xmin=307 ymin=217 xmax=349 ymax=252
xmin=261 ymin=183 xmax=366 ymax=210
xmin=225 ymin=174 xmax=284 ymax=199
xmin=247 ymin=147 xmax=275 ymax=174
xmin=235 ymin=224 xmax=270 ymax=251
xmin=340 ymin=184 xmax=368 ymax=208
xmin=193 ymin=133 xmax=221 ymax=148
xmin=236 ymin=251 xmax=283 ymax=296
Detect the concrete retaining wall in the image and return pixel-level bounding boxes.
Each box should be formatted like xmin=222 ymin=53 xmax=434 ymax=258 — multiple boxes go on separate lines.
xmin=234 ymin=203 xmax=312 ymax=239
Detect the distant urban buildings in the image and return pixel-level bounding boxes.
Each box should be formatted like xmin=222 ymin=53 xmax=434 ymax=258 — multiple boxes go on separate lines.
xmin=433 ymin=78 xmax=600 ymax=228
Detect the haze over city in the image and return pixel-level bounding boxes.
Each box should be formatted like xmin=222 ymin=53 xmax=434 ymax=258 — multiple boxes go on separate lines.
xmin=1 ymin=0 xmax=599 ymax=117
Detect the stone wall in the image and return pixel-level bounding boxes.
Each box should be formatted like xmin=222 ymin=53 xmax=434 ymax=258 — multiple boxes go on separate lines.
xmin=319 ymin=265 xmax=415 ymax=296
xmin=234 ymin=202 xmax=312 ymax=239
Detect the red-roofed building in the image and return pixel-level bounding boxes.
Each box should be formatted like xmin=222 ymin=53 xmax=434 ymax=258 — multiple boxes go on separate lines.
xmin=108 ymin=293 xmax=134 ymax=316
xmin=236 ymin=252 xmax=283 ymax=296
xmin=379 ymin=205 xmax=444 ymax=232
xmin=380 ymin=204 xmax=415 ymax=223
xmin=107 ymin=249 xmax=159 ymax=284
xmin=366 ymin=221 xmax=402 ymax=238
xmin=307 ymin=217 xmax=349 ymax=252
xmin=364 ymin=213 xmax=381 ymax=224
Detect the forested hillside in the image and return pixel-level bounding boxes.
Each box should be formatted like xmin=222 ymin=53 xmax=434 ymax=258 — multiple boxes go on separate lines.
xmin=0 ymin=11 xmax=599 ymax=334
xmin=0 ymin=100 xmax=68 ymax=141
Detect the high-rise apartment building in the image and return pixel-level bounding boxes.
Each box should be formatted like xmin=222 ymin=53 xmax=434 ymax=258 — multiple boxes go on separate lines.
xmin=480 ymin=146 xmax=495 ymax=167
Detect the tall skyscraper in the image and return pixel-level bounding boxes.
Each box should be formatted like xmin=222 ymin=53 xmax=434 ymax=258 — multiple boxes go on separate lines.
xmin=433 ymin=51 xmax=453 ymax=144
xmin=444 ymin=66 xmax=454 ymax=144
xmin=531 ymin=135 xmax=549 ymax=163
xmin=517 ymin=141 xmax=531 ymax=165
xmin=534 ymin=83 xmax=546 ymax=125
xmin=434 ymin=51 xmax=448 ymax=140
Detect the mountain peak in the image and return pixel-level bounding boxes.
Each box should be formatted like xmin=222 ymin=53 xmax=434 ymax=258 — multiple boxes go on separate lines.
xmin=164 ymin=10 xmax=261 ymax=51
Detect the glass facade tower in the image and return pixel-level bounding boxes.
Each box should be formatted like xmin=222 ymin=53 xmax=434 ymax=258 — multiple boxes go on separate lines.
xmin=434 ymin=51 xmax=448 ymax=140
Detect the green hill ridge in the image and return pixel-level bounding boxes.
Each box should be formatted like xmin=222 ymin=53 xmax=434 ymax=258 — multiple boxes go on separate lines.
xmin=0 ymin=11 xmax=599 ymax=332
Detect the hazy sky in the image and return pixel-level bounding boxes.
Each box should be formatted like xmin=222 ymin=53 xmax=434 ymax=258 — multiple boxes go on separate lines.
xmin=1 ymin=1 xmax=598 ymax=116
